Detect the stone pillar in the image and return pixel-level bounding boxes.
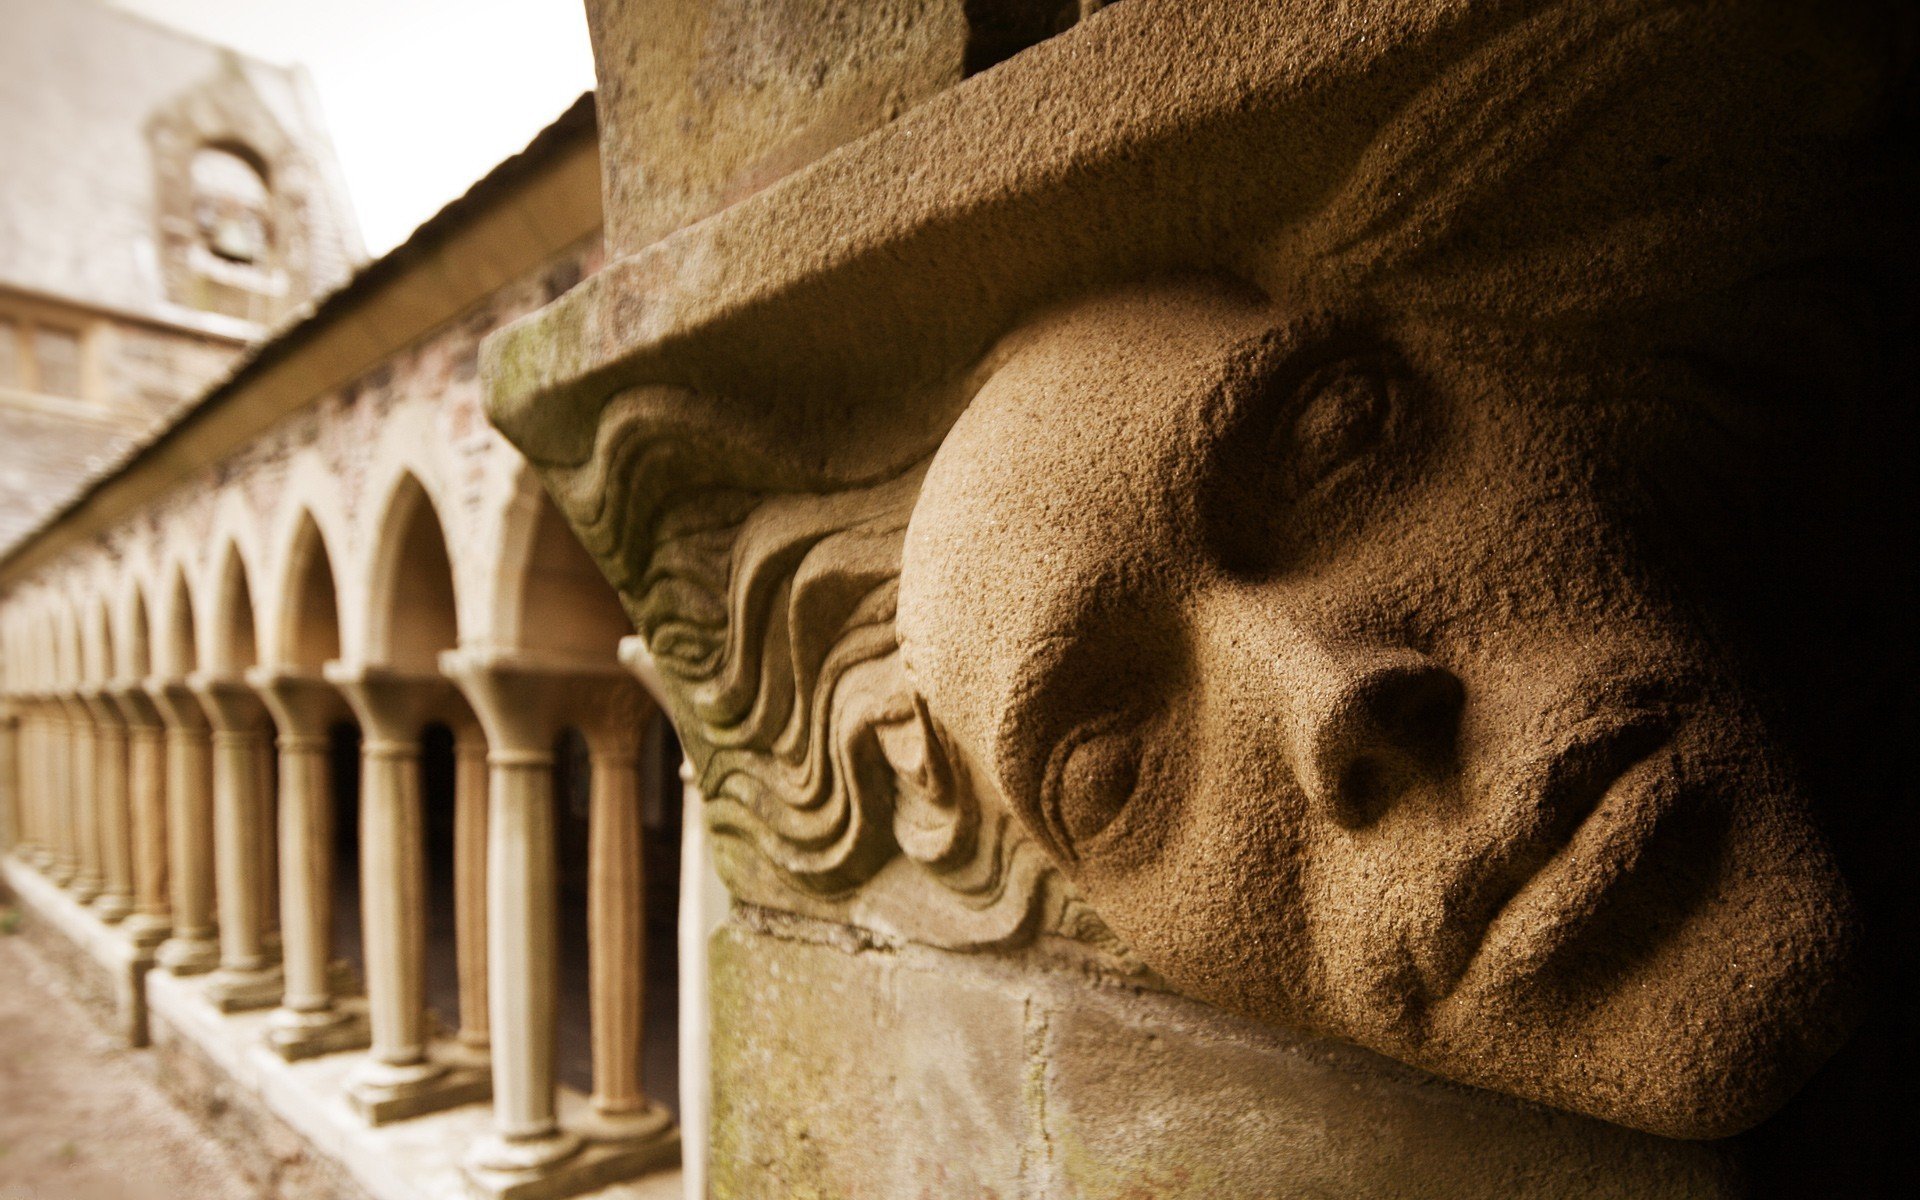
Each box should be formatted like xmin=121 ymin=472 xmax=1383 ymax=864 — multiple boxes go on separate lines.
xmin=48 ymin=702 xmax=78 ymax=885
xmin=252 ymin=669 xmax=370 ymax=1060
xmin=0 ymin=703 xmax=19 ymax=856
xmin=327 ymin=665 xmax=490 ymax=1124
xmin=454 ymin=725 xmax=491 ymax=1051
xmin=150 ymin=681 xmax=219 ymax=974
xmin=18 ymin=700 xmax=50 ymax=867
xmin=60 ymin=694 xmax=99 ymax=899
xmin=82 ymin=689 xmax=134 ymax=923
xmin=445 ymin=649 xmax=674 ymax=1196
xmin=193 ymin=676 xmax=282 ymax=1011
xmin=582 ymin=739 xmax=668 ymax=1143
xmin=112 ymin=684 xmax=172 ymax=949
xmin=257 ymin=730 xmax=281 ymax=950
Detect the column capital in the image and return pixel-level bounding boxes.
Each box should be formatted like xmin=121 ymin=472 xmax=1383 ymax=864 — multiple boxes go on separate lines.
xmin=441 ymin=648 xmax=651 ymax=758
xmin=144 ymin=677 xmax=211 ymax=733
xmin=247 ymin=668 xmax=349 ymax=742
xmin=107 ymin=680 xmax=164 ymax=730
xmin=323 ymin=661 xmax=465 ymax=743
xmin=79 ymin=688 xmax=126 ymax=728
xmin=54 ymin=692 xmax=91 ymax=722
xmin=188 ymin=673 xmax=272 ymax=733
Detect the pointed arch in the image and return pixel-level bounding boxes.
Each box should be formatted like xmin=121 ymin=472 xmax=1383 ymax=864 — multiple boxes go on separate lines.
xmin=366 ymin=472 xmax=460 ymax=672
xmin=491 ymin=465 xmax=632 ymax=657
xmin=160 ymin=565 xmax=200 ymax=680
xmin=86 ymin=596 xmax=115 ymax=687
xmin=123 ymin=584 xmax=153 ymax=682
xmin=208 ymin=541 xmax=260 ymax=676
xmin=275 ymin=510 xmax=343 ymax=671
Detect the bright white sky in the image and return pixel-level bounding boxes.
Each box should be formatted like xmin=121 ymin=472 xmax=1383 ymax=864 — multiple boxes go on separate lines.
xmin=110 ymin=0 xmax=597 ymax=256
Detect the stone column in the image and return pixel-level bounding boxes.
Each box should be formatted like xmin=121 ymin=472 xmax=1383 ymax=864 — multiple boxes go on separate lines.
xmin=252 ymin=669 xmax=369 ymax=1060
xmin=82 ymin=689 xmax=134 ymax=923
xmin=446 ymin=649 xmax=674 ymax=1195
xmin=0 ymin=703 xmax=19 ymax=856
xmin=19 ymin=700 xmax=50 ymax=867
xmin=193 ymin=676 xmax=282 ymax=1011
xmin=60 ymin=694 xmax=99 ymax=898
xmin=49 ymin=702 xmax=77 ymax=885
xmin=582 ymin=739 xmax=668 ymax=1141
xmin=112 ymin=684 xmax=172 ymax=949
xmin=150 ymin=681 xmax=219 ymax=974
xmin=256 ymin=731 xmax=280 ymax=951
xmin=327 ymin=664 xmax=490 ymax=1123
xmin=454 ymin=724 xmax=491 ymax=1051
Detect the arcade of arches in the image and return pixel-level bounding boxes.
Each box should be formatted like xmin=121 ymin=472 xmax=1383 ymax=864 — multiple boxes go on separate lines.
xmin=0 ymin=102 xmax=692 ymax=1200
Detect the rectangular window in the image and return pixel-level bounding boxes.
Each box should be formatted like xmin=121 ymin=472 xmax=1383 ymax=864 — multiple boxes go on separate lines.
xmin=0 ymin=317 xmax=19 ymax=388
xmin=33 ymin=326 xmax=83 ymax=398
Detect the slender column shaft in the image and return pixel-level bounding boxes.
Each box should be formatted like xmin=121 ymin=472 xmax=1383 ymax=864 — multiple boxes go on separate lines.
xmin=0 ymin=714 xmax=18 ymax=854
xmin=49 ymin=709 xmax=76 ymax=884
xmin=126 ymin=720 xmax=171 ymax=936
xmin=152 ymin=683 xmax=219 ymax=974
xmin=89 ymin=698 xmax=134 ymax=922
xmin=67 ymin=706 xmax=99 ymax=897
xmin=455 ymin=731 xmax=490 ymax=1048
xmin=277 ymin=734 xmax=336 ymax=1012
xmin=33 ymin=710 xmax=57 ymax=868
xmin=0 ymin=713 xmax=19 ymax=855
xmin=487 ymin=752 xmax=564 ymax=1141
xmin=361 ymin=738 xmax=431 ymax=1068
xmin=257 ymin=735 xmax=281 ymax=945
xmin=210 ymin=726 xmax=271 ymax=971
xmin=25 ymin=712 xmax=47 ymax=862
xmin=588 ymin=752 xmax=647 ymax=1116
xmin=31 ymin=710 xmax=55 ymax=864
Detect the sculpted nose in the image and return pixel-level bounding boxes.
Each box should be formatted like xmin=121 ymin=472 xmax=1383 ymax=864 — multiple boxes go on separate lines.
xmin=1285 ymin=645 xmax=1465 ymax=829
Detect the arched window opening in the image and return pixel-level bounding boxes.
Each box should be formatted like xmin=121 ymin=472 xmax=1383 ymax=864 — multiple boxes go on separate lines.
xmin=191 ymin=144 xmax=272 ymax=267
xmin=285 ymin=517 xmax=342 ymax=670
xmin=213 ymin=547 xmax=259 ymax=675
xmin=128 ymin=591 xmax=152 ymax=681
xmin=516 ymin=497 xmax=631 ymax=658
xmin=380 ymin=479 xmax=459 ymax=673
xmin=165 ymin=570 xmax=197 ymax=678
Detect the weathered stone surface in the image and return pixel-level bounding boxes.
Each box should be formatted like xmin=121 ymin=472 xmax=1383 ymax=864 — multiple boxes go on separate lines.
xmin=1033 ymin=973 xmax=1735 ymax=1200
xmin=710 ymin=919 xmax=1032 ymax=1198
xmin=501 ymin=0 xmax=1915 ymax=1191
xmin=587 ymin=0 xmax=972 ymax=258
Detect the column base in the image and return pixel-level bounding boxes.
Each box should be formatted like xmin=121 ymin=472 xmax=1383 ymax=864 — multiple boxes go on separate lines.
xmin=205 ymin=965 xmax=283 ymax=1012
xmin=266 ymin=1002 xmax=372 ymax=1062
xmin=346 ymin=1053 xmax=492 ymax=1126
xmin=122 ymin=912 xmax=172 ymax=949
xmin=463 ymin=1121 xmax=679 ymax=1200
xmin=47 ymin=861 xmax=75 ymax=886
xmin=91 ymin=892 xmax=133 ymax=924
xmin=156 ymin=933 xmax=221 ymax=975
xmin=576 ymin=1101 xmax=675 ymax=1145
xmin=67 ymin=874 xmax=102 ymax=903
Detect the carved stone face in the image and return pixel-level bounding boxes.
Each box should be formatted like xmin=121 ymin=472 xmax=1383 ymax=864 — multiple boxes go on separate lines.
xmin=897 ymin=278 xmax=1859 ymax=1140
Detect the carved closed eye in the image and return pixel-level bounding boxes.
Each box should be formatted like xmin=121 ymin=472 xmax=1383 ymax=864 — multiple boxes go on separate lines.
xmin=1041 ymin=714 xmax=1145 ymax=856
xmin=1274 ymin=358 xmax=1391 ymax=493
xmin=1201 ymin=334 xmax=1407 ymax=575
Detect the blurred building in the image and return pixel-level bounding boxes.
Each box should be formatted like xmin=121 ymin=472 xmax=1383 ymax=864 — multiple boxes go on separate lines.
xmin=0 ymin=0 xmax=363 ymax=551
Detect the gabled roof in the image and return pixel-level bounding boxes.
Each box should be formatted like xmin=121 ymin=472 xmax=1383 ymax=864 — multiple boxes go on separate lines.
xmin=0 ymin=0 xmax=364 ymax=332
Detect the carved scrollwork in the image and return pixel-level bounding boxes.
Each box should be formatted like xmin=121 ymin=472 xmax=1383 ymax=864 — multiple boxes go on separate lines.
xmin=538 ymin=384 xmax=1089 ymax=950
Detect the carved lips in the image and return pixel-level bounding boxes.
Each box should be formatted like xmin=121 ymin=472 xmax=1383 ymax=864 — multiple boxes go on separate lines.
xmin=1448 ymin=712 xmax=1679 ymax=1002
